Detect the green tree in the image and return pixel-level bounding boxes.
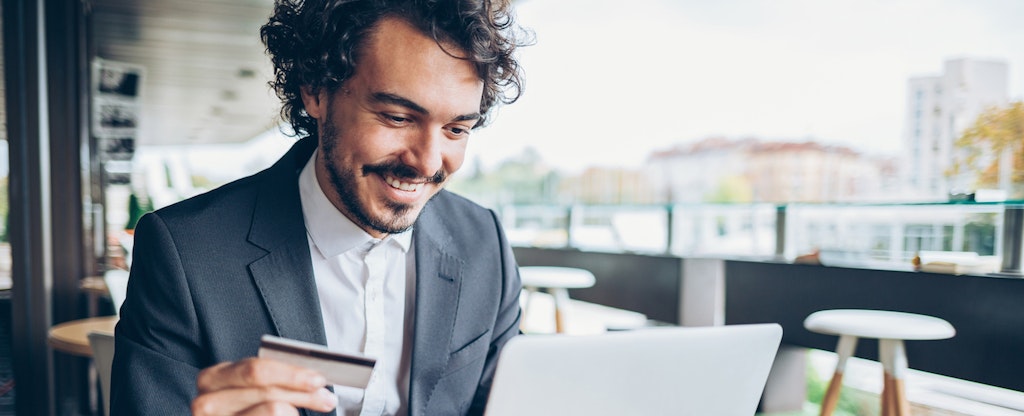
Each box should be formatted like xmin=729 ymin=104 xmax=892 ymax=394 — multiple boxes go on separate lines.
xmin=948 ymin=101 xmax=1024 ymax=198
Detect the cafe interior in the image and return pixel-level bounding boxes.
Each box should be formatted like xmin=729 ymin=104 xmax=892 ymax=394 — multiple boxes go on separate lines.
xmin=4 ymin=0 xmax=1024 ymax=415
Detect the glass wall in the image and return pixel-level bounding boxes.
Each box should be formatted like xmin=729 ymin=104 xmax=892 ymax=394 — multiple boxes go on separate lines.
xmin=0 ymin=1 xmax=15 ymax=413
xmin=0 ymin=0 xmax=9 ymax=287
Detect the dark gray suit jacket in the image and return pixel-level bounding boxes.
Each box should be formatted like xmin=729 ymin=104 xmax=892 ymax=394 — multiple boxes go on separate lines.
xmin=110 ymin=136 xmax=522 ymax=415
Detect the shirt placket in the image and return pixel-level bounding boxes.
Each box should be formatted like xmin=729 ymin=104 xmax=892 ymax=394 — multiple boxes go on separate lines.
xmin=360 ymin=244 xmax=387 ymax=416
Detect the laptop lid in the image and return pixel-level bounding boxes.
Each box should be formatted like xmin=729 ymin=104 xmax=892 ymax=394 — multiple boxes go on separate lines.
xmin=485 ymin=323 xmax=783 ymax=416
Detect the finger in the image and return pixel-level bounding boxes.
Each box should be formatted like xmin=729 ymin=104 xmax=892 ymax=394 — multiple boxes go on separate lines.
xmin=192 ymin=387 xmax=337 ymax=416
xmin=197 ymin=358 xmax=326 ymax=394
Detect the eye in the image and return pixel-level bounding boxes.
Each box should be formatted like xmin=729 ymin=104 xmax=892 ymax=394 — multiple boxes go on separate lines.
xmin=382 ymin=113 xmax=411 ymax=125
xmin=446 ymin=125 xmax=471 ymax=137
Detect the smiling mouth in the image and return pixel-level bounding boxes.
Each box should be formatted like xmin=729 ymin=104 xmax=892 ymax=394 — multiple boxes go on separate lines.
xmin=384 ymin=175 xmax=425 ymax=192
xmin=364 ymin=161 xmax=446 ymax=194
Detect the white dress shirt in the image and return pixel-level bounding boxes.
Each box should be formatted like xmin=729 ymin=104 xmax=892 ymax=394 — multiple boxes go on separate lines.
xmin=298 ymin=151 xmax=417 ymax=416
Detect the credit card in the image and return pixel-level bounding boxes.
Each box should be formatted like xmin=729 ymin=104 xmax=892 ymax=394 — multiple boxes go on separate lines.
xmin=257 ymin=334 xmax=376 ymax=389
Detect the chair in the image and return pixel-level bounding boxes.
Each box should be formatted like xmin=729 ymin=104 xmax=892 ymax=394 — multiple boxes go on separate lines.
xmin=804 ymin=309 xmax=955 ymax=416
xmin=88 ymin=331 xmax=116 ymax=416
xmin=519 ymin=266 xmax=596 ymax=333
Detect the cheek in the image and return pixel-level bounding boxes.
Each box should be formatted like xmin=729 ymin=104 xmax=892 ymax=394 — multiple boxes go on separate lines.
xmin=444 ymin=141 xmax=469 ymax=172
xmin=342 ymin=126 xmax=400 ymax=162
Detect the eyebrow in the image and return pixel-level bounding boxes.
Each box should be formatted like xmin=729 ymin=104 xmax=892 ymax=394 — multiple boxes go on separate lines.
xmin=371 ymin=92 xmax=481 ymax=123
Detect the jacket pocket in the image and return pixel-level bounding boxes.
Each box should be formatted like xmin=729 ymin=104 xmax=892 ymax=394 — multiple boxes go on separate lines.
xmin=444 ymin=328 xmax=492 ymax=376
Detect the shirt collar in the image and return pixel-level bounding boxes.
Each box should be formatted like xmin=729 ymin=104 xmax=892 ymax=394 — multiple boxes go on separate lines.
xmin=298 ymin=150 xmax=412 ymax=258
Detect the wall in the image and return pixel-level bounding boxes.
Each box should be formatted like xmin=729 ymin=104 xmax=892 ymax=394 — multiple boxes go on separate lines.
xmin=725 ymin=260 xmax=1024 ymax=392
xmin=512 ymin=247 xmax=684 ymax=325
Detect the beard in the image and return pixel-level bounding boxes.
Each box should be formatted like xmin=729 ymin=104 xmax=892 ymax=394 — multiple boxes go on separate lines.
xmin=320 ymin=115 xmax=447 ymax=235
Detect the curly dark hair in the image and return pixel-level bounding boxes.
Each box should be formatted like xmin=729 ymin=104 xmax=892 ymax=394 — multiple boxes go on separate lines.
xmin=260 ymin=0 xmax=528 ymax=137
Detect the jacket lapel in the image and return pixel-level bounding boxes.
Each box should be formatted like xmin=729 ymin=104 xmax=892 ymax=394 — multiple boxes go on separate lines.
xmin=246 ymin=136 xmax=327 ymax=346
xmin=409 ymin=198 xmax=464 ymax=414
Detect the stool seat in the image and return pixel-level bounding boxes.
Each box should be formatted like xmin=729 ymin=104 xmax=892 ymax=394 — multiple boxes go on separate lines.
xmin=519 ymin=266 xmax=596 ymax=289
xmin=804 ymin=309 xmax=955 ymax=340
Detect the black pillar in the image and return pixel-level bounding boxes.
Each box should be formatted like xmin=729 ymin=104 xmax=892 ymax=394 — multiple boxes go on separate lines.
xmin=46 ymin=0 xmax=93 ymax=413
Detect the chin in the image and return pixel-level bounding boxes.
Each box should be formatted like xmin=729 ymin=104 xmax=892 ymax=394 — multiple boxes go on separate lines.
xmin=363 ymin=203 xmax=421 ymax=235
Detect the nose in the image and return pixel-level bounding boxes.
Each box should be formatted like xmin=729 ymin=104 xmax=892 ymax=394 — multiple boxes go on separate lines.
xmin=401 ymin=128 xmax=445 ymax=178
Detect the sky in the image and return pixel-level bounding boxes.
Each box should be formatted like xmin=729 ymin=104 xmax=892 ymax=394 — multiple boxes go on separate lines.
xmin=465 ymin=0 xmax=1024 ymax=173
xmin=138 ymin=0 xmax=1024 ymax=184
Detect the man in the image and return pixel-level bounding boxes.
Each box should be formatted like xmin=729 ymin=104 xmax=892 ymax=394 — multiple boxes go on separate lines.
xmin=110 ymin=0 xmax=528 ymax=414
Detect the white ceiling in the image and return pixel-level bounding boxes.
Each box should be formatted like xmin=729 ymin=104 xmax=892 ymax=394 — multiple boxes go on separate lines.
xmin=90 ymin=0 xmax=282 ymax=146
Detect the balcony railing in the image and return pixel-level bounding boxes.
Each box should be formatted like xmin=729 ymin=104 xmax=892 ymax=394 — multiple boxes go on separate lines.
xmin=498 ymin=200 xmax=1024 ymax=275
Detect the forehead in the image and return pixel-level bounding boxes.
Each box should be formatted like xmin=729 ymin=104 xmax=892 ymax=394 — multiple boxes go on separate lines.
xmin=347 ymin=17 xmax=484 ymax=111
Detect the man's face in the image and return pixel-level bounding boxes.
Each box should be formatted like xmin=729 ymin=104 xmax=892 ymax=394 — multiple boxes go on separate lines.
xmin=302 ymin=18 xmax=484 ymax=238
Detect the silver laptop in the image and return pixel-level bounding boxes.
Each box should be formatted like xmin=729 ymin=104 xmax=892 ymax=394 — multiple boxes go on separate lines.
xmin=485 ymin=323 xmax=783 ymax=416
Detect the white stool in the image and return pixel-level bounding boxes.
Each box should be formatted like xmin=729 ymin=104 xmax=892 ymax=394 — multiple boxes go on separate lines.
xmin=519 ymin=266 xmax=596 ymax=333
xmin=804 ymin=309 xmax=955 ymax=416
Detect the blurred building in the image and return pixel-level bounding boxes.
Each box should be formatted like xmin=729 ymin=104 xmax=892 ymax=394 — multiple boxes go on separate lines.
xmin=561 ymin=166 xmax=658 ymax=205
xmin=646 ymin=137 xmax=753 ymax=204
xmin=646 ymin=138 xmax=896 ymax=203
xmin=901 ymin=58 xmax=1009 ymax=199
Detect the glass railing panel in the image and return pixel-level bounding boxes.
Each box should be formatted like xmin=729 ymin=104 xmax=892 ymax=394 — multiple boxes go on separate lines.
xmin=783 ymin=203 xmax=1006 ymax=270
xmin=498 ymin=204 xmax=570 ymax=248
xmin=500 ymin=201 xmax=1024 ymax=274
xmin=568 ymin=205 xmax=670 ymax=253
xmin=668 ymin=203 xmax=777 ymax=258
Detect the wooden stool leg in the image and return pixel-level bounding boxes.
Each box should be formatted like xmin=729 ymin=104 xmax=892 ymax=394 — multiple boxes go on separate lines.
xmin=820 ymin=335 xmax=857 ymax=416
xmin=551 ymin=288 xmax=570 ymax=333
xmin=891 ymin=340 xmax=911 ymax=416
xmin=880 ymin=339 xmax=892 ymax=416
xmin=881 ymin=371 xmax=894 ymax=416
xmin=880 ymin=339 xmax=910 ymax=416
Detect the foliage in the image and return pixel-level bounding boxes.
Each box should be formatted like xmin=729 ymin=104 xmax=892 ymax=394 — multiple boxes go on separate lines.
xmin=948 ymin=101 xmax=1024 ymax=198
xmin=448 ymin=150 xmax=564 ymax=206
xmin=125 ymin=193 xmax=154 ymax=230
xmin=805 ymin=357 xmax=880 ymax=416
xmin=191 ymin=174 xmax=215 ymax=191
xmin=705 ymin=175 xmax=753 ymax=203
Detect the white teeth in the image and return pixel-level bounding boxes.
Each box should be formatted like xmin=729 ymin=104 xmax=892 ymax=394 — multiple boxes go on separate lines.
xmin=385 ymin=176 xmax=424 ymax=192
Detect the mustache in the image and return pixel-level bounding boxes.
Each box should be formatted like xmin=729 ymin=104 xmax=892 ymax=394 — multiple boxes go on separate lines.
xmin=362 ymin=161 xmax=446 ymax=184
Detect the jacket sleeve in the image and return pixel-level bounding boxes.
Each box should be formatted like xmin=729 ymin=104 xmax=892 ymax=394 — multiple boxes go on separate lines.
xmin=467 ymin=209 xmax=523 ymax=415
xmin=110 ymin=213 xmax=204 ymax=415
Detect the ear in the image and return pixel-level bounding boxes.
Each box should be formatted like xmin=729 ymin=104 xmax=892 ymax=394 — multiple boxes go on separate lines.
xmin=300 ymin=86 xmax=327 ymax=119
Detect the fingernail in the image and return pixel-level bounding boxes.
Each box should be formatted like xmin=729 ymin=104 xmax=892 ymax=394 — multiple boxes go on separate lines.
xmin=317 ymin=388 xmax=338 ymax=408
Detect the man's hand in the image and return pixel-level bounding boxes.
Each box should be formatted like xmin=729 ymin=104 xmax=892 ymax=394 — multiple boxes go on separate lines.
xmin=192 ymin=358 xmax=338 ymax=415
